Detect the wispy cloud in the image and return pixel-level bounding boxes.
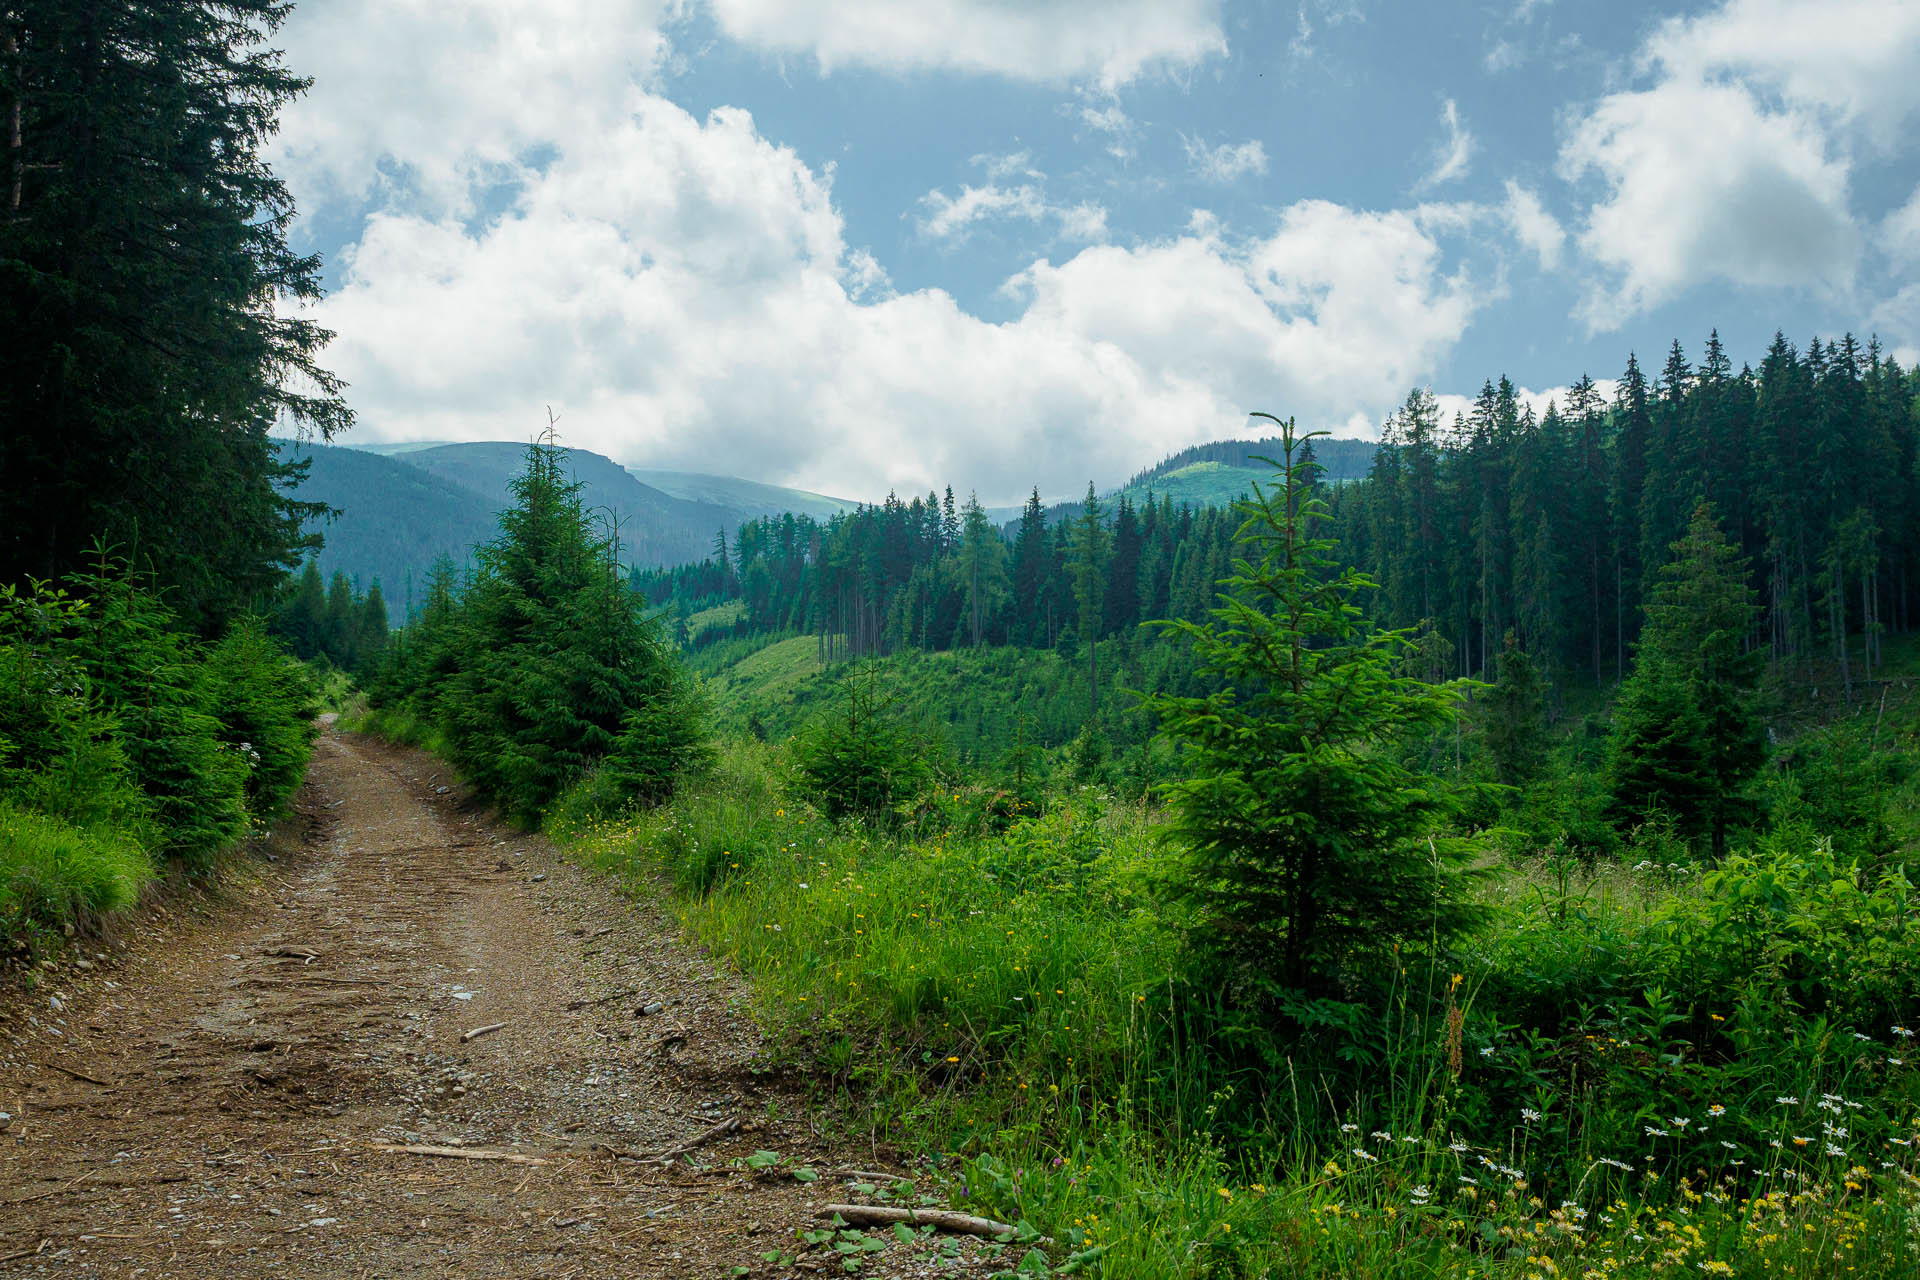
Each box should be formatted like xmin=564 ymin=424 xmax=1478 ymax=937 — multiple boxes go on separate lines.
xmin=1184 ymin=136 xmax=1269 ymax=183
xmin=1416 ymin=98 xmax=1474 ymax=190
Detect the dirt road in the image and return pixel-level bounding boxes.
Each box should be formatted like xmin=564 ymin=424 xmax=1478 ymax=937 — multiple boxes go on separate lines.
xmin=0 ymin=730 xmax=994 ymax=1278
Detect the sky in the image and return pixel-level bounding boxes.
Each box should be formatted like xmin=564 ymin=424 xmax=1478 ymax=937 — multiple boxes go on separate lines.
xmin=270 ymin=0 xmax=1920 ymax=506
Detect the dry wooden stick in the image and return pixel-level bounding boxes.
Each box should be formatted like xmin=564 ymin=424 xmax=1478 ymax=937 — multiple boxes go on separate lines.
xmin=599 ymin=1116 xmax=739 ymax=1164
xmin=369 ymin=1143 xmax=548 ymax=1166
xmin=818 ymin=1204 xmax=1033 ymax=1240
xmin=461 ymin=1022 xmax=508 ymax=1043
xmin=837 ymin=1168 xmax=914 ymax=1185
xmin=563 ymin=988 xmax=636 ymax=1011
xmin=40 ymin=1061 xmax=113 ymax=1087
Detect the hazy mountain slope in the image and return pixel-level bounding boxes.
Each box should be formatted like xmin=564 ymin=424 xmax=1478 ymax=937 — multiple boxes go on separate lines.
xmin=397 ymin=443 xmax=733 ymax=568
xmin=625 ymin=468 xmax=858 ymax=522
xmin=277 ymin=442 xmax=499 ymax=615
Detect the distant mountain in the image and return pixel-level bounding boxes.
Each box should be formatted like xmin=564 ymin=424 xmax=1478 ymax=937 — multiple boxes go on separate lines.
xmin=279 ymin=441 xmax=862 ymax=625
xmin=624 ymin=468 xmax=858 ymax=522
xmin=276 ymin=442 xmax=500 ymax=620
xmin=284 ymin=434 xmax=1380 ymax=622
xmin=1118 ymin=435 xmax=1377 ymax=503
xmin=996 ymin=434 xmax=1381 ymax=530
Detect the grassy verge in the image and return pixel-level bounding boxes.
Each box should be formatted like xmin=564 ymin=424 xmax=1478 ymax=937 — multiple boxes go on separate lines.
xmin=555 ymin=740 xmax=1920 ymax=1278
xmin=0 ymin=802 xmax=154 ymax=950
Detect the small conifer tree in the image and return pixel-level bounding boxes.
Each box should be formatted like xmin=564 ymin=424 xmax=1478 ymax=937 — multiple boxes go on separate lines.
xmin=1145 ymin=415 xmax=1485 ymax=998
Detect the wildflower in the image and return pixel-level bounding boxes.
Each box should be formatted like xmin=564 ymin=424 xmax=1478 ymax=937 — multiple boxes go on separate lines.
xmin=1825 ymin=1144 xmax=1847 ymax=1158
xmin=1340 ymin=1123 xmax=1360 ymax=1134
xmin=1670 ymin=1117 xmax=1691 ymax=1129
xmin=1707 ymin=1105 xmax=1726 ymax=1118
xmin=1480 ymin=1046 xmax=1495 ymax=1058
xmin=1646 ymin=1127 xmax=1671 ymax=1138
xmin=1449 ymin=1141 xmax=1470 ymax=1153
xmin=1216 ymin=1187 xmax=1232 ymax=1199
xmin=1775 ymin=1096 xmax=1799 ymax=1106
xmin=1353 ymin=1148 xmax=1378 ymax=1162
xmin=1371 ymin=1130 xmax=1394 ymax=1141
xmin=1892 ymin=1057 xmax=1906 ymax=1066
xmin=1522 ymin=1108 xmax=1544 ymax=1123
xmin=1895 ymin=1026 xmax=1915 ymax=1038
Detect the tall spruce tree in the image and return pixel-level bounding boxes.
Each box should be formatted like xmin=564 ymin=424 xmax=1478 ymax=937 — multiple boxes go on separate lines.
xmin=1068 ymin=483 xmax=1110 ymax=723
xmin=1606 ymin=502 xmax=1764 ymax=859
xmin=0 ymin=0 xmax=348 ymax=631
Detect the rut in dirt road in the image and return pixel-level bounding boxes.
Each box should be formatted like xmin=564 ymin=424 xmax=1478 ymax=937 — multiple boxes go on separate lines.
xmin=0 ymin=730 xmax=995 ymax=1278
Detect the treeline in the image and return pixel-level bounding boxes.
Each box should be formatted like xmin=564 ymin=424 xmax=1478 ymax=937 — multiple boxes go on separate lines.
xmin=270 ymin=563 xmax=390 ymax=676
xmin=635 ymin=488 xmax=1243 ymax=658
xmin=639 ymin=331 xmax=1920 ymax=697
xmin=1339 ymin=332 xmax=1919 ymax=693
xmin=369 ymin=443 xmax=708 ymax=825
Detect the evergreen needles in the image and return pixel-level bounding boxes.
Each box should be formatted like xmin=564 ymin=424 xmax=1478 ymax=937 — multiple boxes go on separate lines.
xmin=1143 ymin=414 xmax=1487 ymax=999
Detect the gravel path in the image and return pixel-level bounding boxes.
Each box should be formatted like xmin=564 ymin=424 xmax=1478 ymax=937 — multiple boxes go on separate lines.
xmin=0 ymin=729 xmax=1006 ymax=1278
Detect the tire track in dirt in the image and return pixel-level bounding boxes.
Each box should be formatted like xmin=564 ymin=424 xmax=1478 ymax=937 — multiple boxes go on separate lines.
xmin=0 ymin=730 xmax=995 ymax=1278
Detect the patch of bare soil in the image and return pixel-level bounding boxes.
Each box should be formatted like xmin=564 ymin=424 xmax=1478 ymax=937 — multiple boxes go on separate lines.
xmin=0 ymin=731 xmax=1011 ymax=1278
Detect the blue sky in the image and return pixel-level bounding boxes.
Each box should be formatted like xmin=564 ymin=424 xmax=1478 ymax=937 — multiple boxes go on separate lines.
xmin=270 ymin=0 xmax=1920 ymax=505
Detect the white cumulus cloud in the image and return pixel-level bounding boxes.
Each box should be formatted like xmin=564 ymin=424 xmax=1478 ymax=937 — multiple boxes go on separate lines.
xmin=1554 ymin=0 xmax=1920 ymax=331
xmin=306 ymin=92 xmax=1487 ymax=503
xmin=706 ymin=0 xmax=1227 ymax=89
xmin=1560 ymin=77 xmax=1857 ymax=330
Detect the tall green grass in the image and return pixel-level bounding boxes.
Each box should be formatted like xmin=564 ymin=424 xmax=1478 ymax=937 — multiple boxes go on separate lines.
xmin=557 ymin=740 xmax=1920 ymax=1277
xmin=0 ymin=802 xmax=153 ymax=942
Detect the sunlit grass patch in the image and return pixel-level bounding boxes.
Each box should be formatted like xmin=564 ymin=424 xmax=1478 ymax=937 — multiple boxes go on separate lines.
xmin=0 ymin=801 xmax=153 ymax=942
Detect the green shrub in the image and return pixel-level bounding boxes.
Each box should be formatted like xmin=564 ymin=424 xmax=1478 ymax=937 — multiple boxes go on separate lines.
xmin=790 ymin=669 xmax=932 ymax=823
xmin=62 ymin=560 xmax=248 ymax=869
xmin=206 ymin=617 xmax=319 ymax=826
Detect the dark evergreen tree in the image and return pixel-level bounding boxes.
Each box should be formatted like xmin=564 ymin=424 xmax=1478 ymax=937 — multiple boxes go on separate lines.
xmin=1606 ymin=502 xmax=1764 ymax=859
xmin=1483 ymin=631 xmax=1546 ymax=787
xmin=0 ymin=0 xmax=349 ymax=632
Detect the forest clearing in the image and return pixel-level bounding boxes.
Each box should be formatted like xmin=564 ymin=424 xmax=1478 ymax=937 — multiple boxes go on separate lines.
xmin=7 ymin=1 xmax=1920 ymax=1277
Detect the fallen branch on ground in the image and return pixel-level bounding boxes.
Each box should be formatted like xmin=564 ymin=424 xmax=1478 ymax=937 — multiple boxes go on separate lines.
xmin=461 ymin=1022 xmax=508 ymax=1043
xmin=369 ymin=1143 xmax=548 ymax=1166
xmin=598 ymin=1117 xmax=739 ymax=1164
xmin=836 ymin=1169 xmax=913 ymax=1185
xmin=41 ymin=1062 xmax=113 ymax=1087
xmin=818 ymin=1204 xmax=1037 ymax=1241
